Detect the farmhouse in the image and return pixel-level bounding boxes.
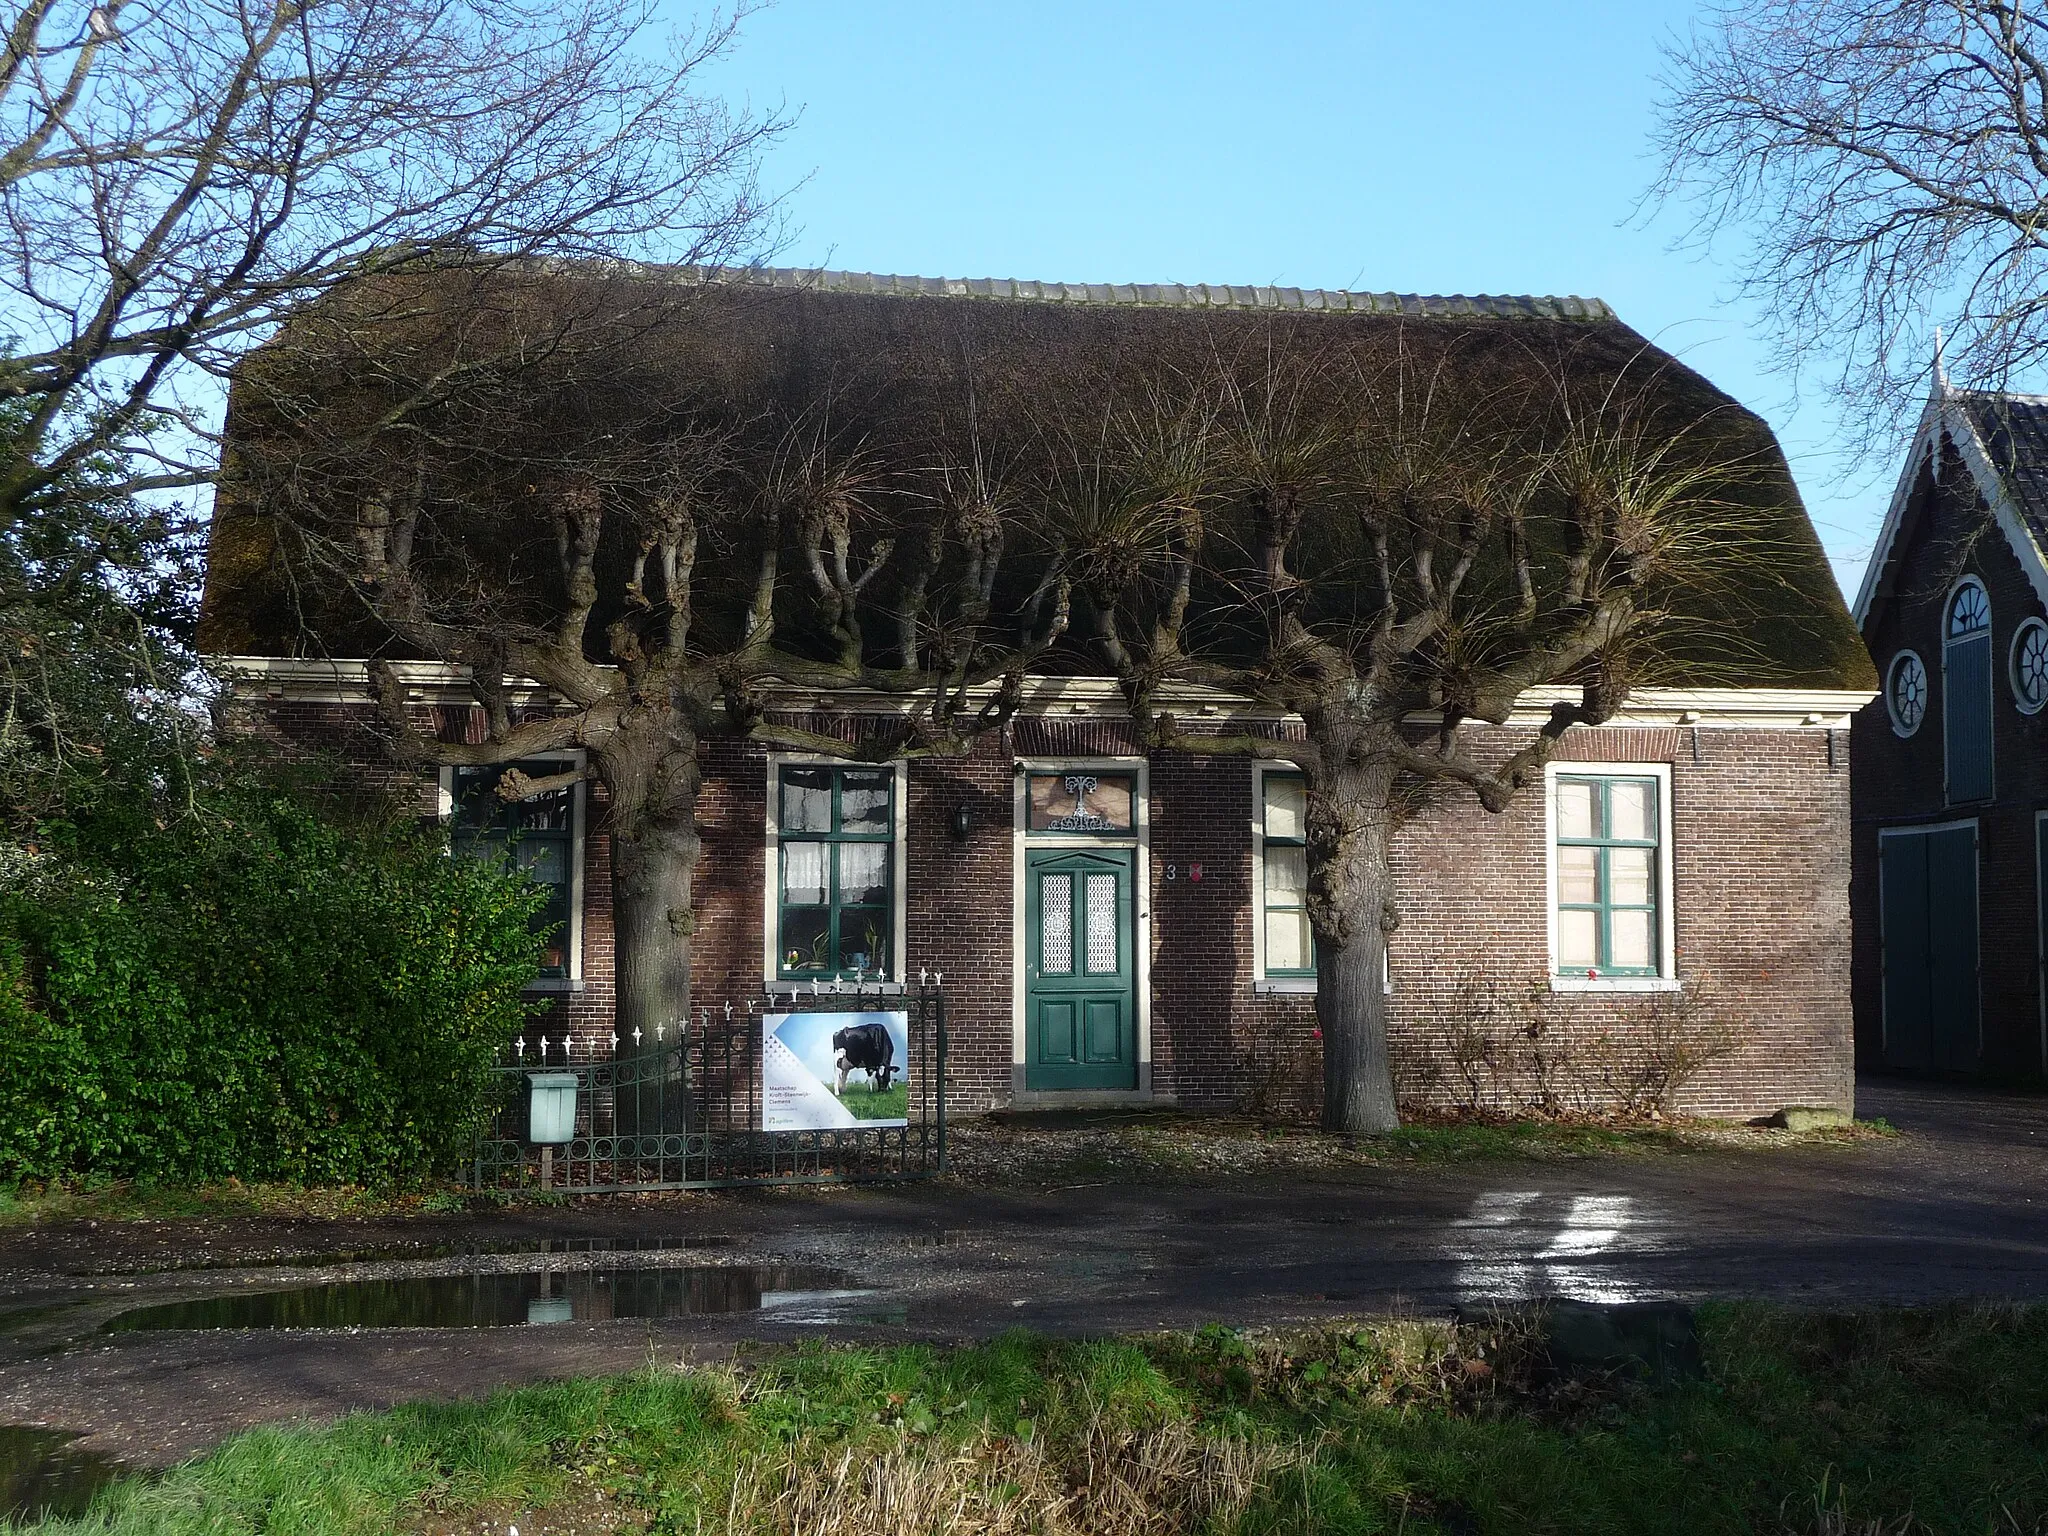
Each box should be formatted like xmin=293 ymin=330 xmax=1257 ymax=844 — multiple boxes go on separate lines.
xmin=200 ymin=267 xmax=1875 ymax=1120
xmin=1851 ymin=373 xmax=2048 ymax=1080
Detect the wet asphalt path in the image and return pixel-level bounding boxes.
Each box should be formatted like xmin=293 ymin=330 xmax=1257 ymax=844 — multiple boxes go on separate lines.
xmin=0 ymin=1075 xmax=2043 ymax=1466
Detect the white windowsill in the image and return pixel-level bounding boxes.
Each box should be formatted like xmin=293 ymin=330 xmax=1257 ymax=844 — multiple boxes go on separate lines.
xmin=764 ymin=980 xmax=909 ymax=998
xmin=523 ymin=978 xmax=586 ymax=994
xmin=1253 ymin=979 xmax=1394 ymax=996
xmin=1549 ymin=975 xmax=1683 ymax=994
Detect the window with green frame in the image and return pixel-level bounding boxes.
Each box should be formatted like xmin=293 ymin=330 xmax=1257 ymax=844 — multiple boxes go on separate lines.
xmin=1554 ymin=775 xmax=1662 ymax=977
xmin=777 ymin=766 xmax=894 ymax=980
xmin=1260 ymin=773 xmax=1314 ymax=976
xmin=451 ymin=759 xmax=576 ymax=978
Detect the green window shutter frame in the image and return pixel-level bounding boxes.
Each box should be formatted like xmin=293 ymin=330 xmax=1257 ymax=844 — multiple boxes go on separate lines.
xmin=1260 ymin=773 xmax=1314 ymax=978
xmin=777 ymin=767 xmax=895 ymax=981
xmin=1553 ymin=775 xmax=1664 ymax=978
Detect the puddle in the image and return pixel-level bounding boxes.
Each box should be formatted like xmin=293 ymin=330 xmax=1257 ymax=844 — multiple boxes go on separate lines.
xmin=102 ymin=1265 xmax=862 ymax=1331
xmin=119 ymin=1234 xmax=735 ymax=1275
xmin=0 ymin=1427 xmax=123 ymax=1523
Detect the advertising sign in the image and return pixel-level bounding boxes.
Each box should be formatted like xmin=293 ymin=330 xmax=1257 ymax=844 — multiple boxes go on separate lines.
xmin=762 ymin=1009 xmax=910 ymax=1131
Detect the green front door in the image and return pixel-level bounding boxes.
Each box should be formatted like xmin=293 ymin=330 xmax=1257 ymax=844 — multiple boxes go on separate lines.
xmin=1025 ymin=847 xmax=1138 ymax=1090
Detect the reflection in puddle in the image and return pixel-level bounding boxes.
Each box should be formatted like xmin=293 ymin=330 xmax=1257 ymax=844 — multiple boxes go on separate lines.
xmin=0 ymin=1427 xmax=122 ymax=1523
xmin=103 ymin=1265 xmax=863 ymax=1331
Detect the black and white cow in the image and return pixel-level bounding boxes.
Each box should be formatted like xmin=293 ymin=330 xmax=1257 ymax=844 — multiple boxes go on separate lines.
xmin=832 ymin=1022 xmax=896 ymax=1095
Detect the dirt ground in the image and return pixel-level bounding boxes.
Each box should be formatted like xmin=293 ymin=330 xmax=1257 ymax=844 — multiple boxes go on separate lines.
xmin=0 ymin=1075 xmax=2041 ymax=1470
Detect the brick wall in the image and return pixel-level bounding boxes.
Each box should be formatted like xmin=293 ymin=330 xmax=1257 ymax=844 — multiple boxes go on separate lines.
xmin=235 ymin=696 xmax=1854 ymax=1119
xmin=1851 ymin=441 xmax=2048 ymax=1078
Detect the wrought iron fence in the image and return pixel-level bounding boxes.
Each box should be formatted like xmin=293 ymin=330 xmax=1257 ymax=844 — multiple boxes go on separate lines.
xmin=470 ymin=979 xmax=947 ymax=1193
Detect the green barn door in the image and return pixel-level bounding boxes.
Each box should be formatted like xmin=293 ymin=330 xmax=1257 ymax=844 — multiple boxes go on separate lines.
xmin=1026 ymin=848 xmax=1137 ymax=1090
xmin=1881 ymin=824 xmax=1980 ymax=1073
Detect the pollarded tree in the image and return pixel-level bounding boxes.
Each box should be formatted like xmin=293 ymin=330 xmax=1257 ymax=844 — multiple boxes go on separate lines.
xmin=226 ymin=271 xmax=1071 ymax=1059
xmin=1068 ymin=333 xmax=1784 ymax=1132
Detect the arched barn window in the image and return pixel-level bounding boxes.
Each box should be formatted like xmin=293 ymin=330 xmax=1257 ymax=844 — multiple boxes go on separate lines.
xmin=1944 ymin=578 xmax=1994 ymax=803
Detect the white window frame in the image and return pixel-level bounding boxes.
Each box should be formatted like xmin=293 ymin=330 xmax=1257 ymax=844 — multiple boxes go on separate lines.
xmin=1544 ymin=760 xmax=1679 ymax=993
xmin=762 ymin=755 xmax=910 ymax=994
xmin=1248 ymin=762 xmax=1392 ymax=996
xmin=439 ymin=750 xmax=587 ymax=991
xmin=2010 ymin=616 xmax=2048 ymax=716
xmin=1011 ymin=756 xmax=1151 ymax=1084
xmin=1886 ymin=648 xmax=1929 ymax=738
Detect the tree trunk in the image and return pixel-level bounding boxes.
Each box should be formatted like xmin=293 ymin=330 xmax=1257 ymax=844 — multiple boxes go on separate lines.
xmin=601 ymin=712 xmax=701 ymax=1132
xmin=1307 ymin=759 xmax=1401 ymax=1134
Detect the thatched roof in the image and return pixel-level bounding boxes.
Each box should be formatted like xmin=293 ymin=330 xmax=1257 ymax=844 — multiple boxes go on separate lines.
xmin=199 ymin=264 xmax=1875 ymax=692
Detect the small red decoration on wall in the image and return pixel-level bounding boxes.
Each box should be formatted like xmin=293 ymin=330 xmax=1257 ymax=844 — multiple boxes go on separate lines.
xmin=1189 ymin=862 xmax=1203 ymax=883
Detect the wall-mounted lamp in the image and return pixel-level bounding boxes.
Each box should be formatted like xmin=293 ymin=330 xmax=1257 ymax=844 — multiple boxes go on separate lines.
xmin=950 ymin=802 xmax=973 ymax=841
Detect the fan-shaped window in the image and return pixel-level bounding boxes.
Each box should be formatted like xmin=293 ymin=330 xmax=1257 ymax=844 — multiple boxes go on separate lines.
xmin=1887 ymin=650 xmax=1927 ymax=737
xmin=1949 ymin=580 xmax=1991 ymax=639
xmin=2012 ymin=617 xmax=2048 ymax=716
xmin=1944 ymin=579 xmax=1994 ymax=802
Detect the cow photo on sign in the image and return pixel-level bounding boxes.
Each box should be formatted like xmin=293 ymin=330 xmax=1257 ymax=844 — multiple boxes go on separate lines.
xmin=762 ymin=1011 xmax=910 ymax=1131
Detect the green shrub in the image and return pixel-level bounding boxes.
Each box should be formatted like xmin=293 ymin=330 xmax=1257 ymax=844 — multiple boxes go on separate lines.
xmin=0 ymin=791 xmax=545 ymax=1185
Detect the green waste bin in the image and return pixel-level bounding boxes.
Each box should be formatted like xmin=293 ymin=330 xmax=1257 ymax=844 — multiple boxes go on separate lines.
xmin=527 ymin=1072 xmax=579 ymax=1144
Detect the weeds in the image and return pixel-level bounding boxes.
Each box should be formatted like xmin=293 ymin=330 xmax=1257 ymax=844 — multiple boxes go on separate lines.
xmin=0 ymin=1177 xmax=471 ymax=1226
xmin=20 ymin=1305 xmax=2046 ymax=1535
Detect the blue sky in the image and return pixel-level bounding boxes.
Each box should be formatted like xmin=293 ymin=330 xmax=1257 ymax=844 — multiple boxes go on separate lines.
xmin=698 ymin=0 xmax=1901 ymax=600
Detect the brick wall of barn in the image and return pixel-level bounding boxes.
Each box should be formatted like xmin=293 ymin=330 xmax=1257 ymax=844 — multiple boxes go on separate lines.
xmin=233 ymin=696 xmax=1853 ymax=1120
xmin=1850 ymin=440 xmax=2048 ymax=1080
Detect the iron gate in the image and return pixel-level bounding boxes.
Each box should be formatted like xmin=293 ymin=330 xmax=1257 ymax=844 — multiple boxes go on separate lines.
xmin=470 ymin=981 xmax=947 ymax=1193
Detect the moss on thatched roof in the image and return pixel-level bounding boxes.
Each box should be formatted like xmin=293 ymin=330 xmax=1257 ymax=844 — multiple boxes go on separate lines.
xmin=199 ymin=265 xmax=1874 ymax=692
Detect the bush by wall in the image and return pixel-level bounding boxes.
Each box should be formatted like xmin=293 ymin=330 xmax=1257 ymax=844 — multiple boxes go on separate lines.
xmin=0 ymin=791 xmax=545 ymax=1185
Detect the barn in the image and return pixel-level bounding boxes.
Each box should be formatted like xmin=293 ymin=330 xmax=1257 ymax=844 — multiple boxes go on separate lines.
xmin=200 ymin=266 xmax=1876 ymax=1121
xmin=1851 ymin=373 xmax=2048 ymax=1081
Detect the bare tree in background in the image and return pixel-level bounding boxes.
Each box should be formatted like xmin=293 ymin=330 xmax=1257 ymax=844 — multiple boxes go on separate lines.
xmin=0 ymin=0 xmax=781 ymax=517
xmin=1653 ymin=0 xmax=2048 ymax=437
xmin=1068 ymin=341 xmax=1769 ymax=1132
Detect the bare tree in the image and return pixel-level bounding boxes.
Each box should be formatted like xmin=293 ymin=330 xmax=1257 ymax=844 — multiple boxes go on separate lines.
xmin=1070 ymin=335 xmax=1774 ymax=1133
xmin=1652 ymin=0 xmax=2048 ymax=438
xmin=233 ymin=275 xmax=1071 ymax=1070
xmin=0 ymin=0 xmax=781 ymax=518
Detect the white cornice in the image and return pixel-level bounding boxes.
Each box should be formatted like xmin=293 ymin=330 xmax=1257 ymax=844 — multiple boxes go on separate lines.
xmin=218 ymin=657 xmax=1873 ymax=730
xmin=1853 ymin=391 xmax=1944 ymax=628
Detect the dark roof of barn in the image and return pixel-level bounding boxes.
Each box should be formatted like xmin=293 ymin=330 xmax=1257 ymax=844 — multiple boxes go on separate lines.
xmin=1852 ymin=386 xmax=2048 ymax=628
xmin=200 ymin=263 xmax=1876 ymax=692
xmin=1956 ymin=393 xmax=2048 ymax=553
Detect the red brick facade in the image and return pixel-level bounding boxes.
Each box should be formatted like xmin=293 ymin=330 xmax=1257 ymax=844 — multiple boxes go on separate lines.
xmin=1852 ymin=435 xmax=2048 ymax=1081
xmin=241 ymin=688 xmax=1857 ymax=1120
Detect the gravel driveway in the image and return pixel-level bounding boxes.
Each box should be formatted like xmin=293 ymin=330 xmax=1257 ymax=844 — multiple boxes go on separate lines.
xmin=0 ymin=1074 xmax=2041 ymax=1468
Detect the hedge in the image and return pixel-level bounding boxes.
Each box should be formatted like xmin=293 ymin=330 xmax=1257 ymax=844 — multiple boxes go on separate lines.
xmin=0 ymin=793 xmax=545 ymax=1185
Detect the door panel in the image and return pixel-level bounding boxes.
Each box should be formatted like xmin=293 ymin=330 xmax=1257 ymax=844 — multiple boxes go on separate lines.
xmin=1881 ymin=825 xmax=1979 ymax=1074
xmin=1026 ymin=848 xmax=1137 ymax=1090
xmin=1927 ymin=825 xmax=1981 ymax=1072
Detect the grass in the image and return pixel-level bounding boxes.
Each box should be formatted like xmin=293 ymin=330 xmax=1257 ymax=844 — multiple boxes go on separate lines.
xmin=838 ymin=1081 xmax=910 ymax=1121
xmin=17 ymin=1302 xmax=2045 ymax=1535
xmin=0 ymin=1178 xmax=470 ymax=1228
